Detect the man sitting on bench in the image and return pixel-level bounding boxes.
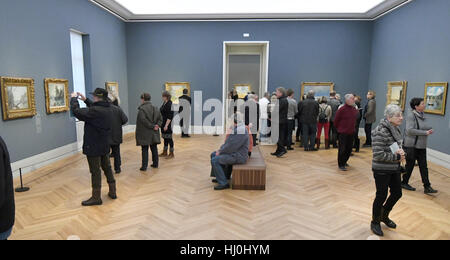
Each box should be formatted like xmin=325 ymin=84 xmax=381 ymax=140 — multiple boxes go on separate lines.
xmin=210 ymin=114 xmax=250 ymax=190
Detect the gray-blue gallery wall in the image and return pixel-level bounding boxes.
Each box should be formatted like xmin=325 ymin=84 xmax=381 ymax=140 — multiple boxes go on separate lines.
xmin=0 ymin=0 xmax=129 ymax=162
xmin=125 ymin=21 xmax=374 ymax=125
xmin=368 ymin=0 xmax=450 ymax=154
xmin=229 ymin=55 xmax=261 ymax=96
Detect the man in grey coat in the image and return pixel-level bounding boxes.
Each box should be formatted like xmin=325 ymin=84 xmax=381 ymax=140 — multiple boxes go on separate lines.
xmin=136 ymin=93 xmax=163 ymax=171
xmin=363 ymin=91 xmax=377 ymax=147
xmin=210 ymin=114 xmax=249 ymax=190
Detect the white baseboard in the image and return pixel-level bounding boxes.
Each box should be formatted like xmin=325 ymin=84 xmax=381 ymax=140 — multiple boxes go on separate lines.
xmin=11 ymin=142 xmax=81 ymax=179
xmin=427 ymin=148 xmax=450 ymax=169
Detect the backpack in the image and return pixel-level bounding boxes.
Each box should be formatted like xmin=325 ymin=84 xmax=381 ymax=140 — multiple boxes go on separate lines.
xmin=319 ymin=105 xmax=329 ymax=123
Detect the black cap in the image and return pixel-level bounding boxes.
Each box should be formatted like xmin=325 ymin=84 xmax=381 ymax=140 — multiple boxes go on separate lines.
xmin=90 ymin=88 xmax=108 ymax=99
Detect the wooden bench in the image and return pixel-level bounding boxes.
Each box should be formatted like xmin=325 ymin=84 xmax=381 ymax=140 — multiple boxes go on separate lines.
xmin=231 ymin=146 xmax=267 ymax=190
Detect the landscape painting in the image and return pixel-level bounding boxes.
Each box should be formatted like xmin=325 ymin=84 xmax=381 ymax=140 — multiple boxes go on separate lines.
xmin=234 ymin=84 xmax=251 ymax=99
xmin=387 ymin=81 xmax=408 ymax=111
xmin=424 ymin=82 xmax=448 ymax=115
xmin=45 ymin=78 xmax=69 ymax=114
xmin=301 ymin=82 xmax=335 ymax=100
xmin=165 ymin=82 xmax=190 ymax=104
xmin=1 ymin=77 xmax=36 ymax=120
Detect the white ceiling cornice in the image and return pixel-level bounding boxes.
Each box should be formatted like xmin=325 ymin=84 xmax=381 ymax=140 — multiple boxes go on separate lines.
xmin=89 ymin=0 xmax=412 ymax=22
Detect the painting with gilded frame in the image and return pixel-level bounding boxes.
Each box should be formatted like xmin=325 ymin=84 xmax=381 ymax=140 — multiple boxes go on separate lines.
xmin=165 ymin=82 xmax=191 ymax=104
xmin=45 ymin=78 xmax=69 ymax=114
xmin=301 ymin=82 xmax=335 ymax=100
xmin=1 ymin=77 xmax=36 ymax=121
xmin=387 ymin=81 xmax=408 ymax=111
xmin=424 ymin=82 xmax=448 ymax=115
xmin=105 ymin=82 xmax=119 ymax=101
xmin=234 ymin=84 xmax=252 ymax=99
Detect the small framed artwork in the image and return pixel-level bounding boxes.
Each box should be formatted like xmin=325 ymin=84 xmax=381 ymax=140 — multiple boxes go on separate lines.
xmin=301 ymin=82 xmax=334 ymax=100
xmin=234 ymin=84 xmax=251 ymax=99
xmin=45 ymin=78 xmax=69 ymax=114
xmin=165 ymin=82 xmax=191 ymax=104
xmin=387 ymin=81 xmax=408 ymax=111
xmin=424 ymin=82 xmax=448 ymax=115
xmin=105 ymin=82 xmax=119 ymax=101
xmin=1 ymin=77 xmax=36 ymax=121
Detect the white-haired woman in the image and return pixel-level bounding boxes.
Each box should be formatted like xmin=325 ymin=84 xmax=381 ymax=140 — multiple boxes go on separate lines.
xmin=370 ymin=104 xmax=405 ymax=236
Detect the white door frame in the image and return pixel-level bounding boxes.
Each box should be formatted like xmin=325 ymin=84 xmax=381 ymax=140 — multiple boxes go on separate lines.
xmin=222 ymin=41 xmax=270 ymax=132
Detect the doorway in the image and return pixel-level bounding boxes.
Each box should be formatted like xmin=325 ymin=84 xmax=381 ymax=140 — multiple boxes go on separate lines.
xmin=222 ymin=41 xmax=269 ymax=132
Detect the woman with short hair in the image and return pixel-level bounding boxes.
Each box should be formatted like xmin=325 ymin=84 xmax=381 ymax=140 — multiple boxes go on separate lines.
xmin=370 ymin=104 xmax=405 ymax=237
xmin=160 ymin=91 xmax=175 ymax=159
xmin=363 ymin=91 xmax=377 ymax=147
xmin=401 ymin=98 xmax=438 ymax=194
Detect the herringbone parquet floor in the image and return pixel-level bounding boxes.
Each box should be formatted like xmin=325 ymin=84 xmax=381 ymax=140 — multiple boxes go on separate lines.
xmin=10 ymin=134 xmax=450 ymax=240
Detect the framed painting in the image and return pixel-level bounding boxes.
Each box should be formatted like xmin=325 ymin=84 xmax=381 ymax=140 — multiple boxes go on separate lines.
xmin=424 ymin=82 xmax=448 ymax=115
xmin=1 ymin=77 xmax=36 ymax=121
xmin=301 ymin=82 xmax=334 ymax=100
xmin=45 ymin=78 xmax=69 ymax=114
xmin=387 ymin=81 xmax=408 ymax=111
xmin=233 ymin=84 xmax=251 ymax=99
xmin=105 ymin=82 xmax=119 ymax=101
xmin=165 ymin=82 xmax=191 ymax=104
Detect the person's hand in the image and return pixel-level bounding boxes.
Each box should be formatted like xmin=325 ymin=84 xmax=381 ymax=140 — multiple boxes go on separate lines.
xmin=154 ymin=125 xmax=159 ymax=131
xmin=249 ymin=123 xmax=253 ymax=129
xmin=77 ymin=92 xmax=87 ymax=101
xmin=164 ymin=126 xmax=168 ymax=132
xmin=397 ymin=149 xmax=406 ymax=161
xmin=216 ymin=151 xmax=220 ymax=156
xmin=71 ymin=92 xmax=78 ymax=98
xmin=427 ymin=129 xmax=434 ymax=135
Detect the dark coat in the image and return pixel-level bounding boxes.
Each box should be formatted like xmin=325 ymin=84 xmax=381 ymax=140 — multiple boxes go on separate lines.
xmin=278 ymin=96 xmax=289 ymax=124
xmin=244 ymin=100 xmax=260 ymax=131
xmin=0 ymin=136 xmax=15 ymax=233
xmin=299 ymin=97 xmax=320 ymax=124
xmin=328 ymin=98 xmax=341 ymax=122
xmin=218 ymin=124 xmax=250 ymax=165
xmin=109 ymin=104 xmax=128 ymax=146
xmin=364 ymin=99 xmax=377 ymax=124
xmin=178 ymin=95 xmax=192 ymax=113
xmin=71 ymin=97 xmax=112 ymax=157
xmin=136 ymin=102 xmax=163 ymax=146
xmin=160 ymin=100 xmax=174 ymax=136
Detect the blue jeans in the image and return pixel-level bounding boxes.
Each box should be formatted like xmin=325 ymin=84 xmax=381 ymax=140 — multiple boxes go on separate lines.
xmin=0 ymin=227 xmax=12 ymax=240
xmin=210 ymin=152 xmax=228 ymax=186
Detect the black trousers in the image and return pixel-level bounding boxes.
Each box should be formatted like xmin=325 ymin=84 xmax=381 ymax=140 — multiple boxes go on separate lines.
xmin=338 ymin=134 xmax=354 ymax=167
xmin=180 ymin=118 xmax=190 ymax=136
xmin=372 ymin=172 xmax=402 ymax=219
xmin=277 ymin=122 xmax=288 ymax=153
xmin=302 ymin=123 xmax=317 ymax=149
xmin=364 ymin=123 xmax=373 ymax=145
xmin=287 ymin=119 xmax=295 ymax=147
xmin=353 ymin=130 xmax=360 ymax=150
xmin=110 ymin=145 xmax=121 ymax=171
xmin=330 ymin=121 xmax=338 ymax=147
xmin=402 ymin=147 xmax=431 ymax=187
xmin=142 ymin=145 xmax=159 ymax=168
xmin=296 ymin=119 xmax=302 ymax=142
xmin=87 ymin=155 xmax=116 ymax=189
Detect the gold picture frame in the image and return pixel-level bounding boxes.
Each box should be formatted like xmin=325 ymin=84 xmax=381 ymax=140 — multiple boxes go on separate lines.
xmin=301 ymin=82 xmax=335 ymax=99
xmin=233 ymin=84 xmax=252 ymax=99
xmin=1 ymin=77 xmax=36 ymax=121
xmin=44 ymin=78 xmax=69 ymax=114
xmin=105 ymin=81 xmax=119 ymax=100
xmin=387 ymin=81 xmax=408 ymax=111
xmin=165 ymin=82 xmax=191 ymax=104
xmin=424 ymin=82 xmax=448 ymax=115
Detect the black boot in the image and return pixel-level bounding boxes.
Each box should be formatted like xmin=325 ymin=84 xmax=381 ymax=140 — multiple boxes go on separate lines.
xmin=381 ymin=207 xmax=396 ymax=229
xmin=108 ymin=182 xmax=117 ymax=200
xmin=82 ymin=188 xmax=102 ymax=206
xmin=424 ymin=186 xmax=438 ymax=194
xmin=355 ymin=138 xmax=360 ymax=153
xmin=371 ymin=215 xmax=384 ymax=236
xmin=401 ymin=183 xmax=416 ymax=191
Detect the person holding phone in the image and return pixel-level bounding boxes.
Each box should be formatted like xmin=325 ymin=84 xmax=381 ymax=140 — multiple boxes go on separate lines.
xmin=401 ymin=98 xmax=438 ymax=194
xmin=370 ymin=104 xmax=405 ymax=237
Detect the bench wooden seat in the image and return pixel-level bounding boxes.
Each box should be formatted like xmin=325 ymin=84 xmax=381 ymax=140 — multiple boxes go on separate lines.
xmin=231 ymin=146 xmax=266 ymax=190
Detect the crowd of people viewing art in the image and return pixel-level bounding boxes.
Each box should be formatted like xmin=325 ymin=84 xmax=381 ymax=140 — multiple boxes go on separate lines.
xmin=0 ymin=85 xmax=440 ymax=240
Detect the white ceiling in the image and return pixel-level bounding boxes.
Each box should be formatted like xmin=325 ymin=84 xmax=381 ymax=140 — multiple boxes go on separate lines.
xmin=90 ymin=0 xmax=412 ymax=21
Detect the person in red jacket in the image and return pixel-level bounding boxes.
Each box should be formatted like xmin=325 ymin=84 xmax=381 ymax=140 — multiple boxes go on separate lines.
xmin=334 ymin=94 xmax=358 ymax=171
